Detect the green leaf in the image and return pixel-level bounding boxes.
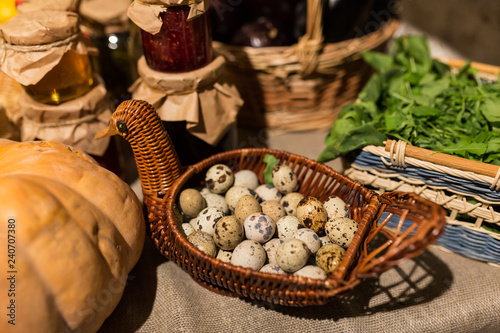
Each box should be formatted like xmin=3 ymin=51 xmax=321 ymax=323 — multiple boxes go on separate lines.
xmin=411 ymin=105 xmax=441 ymax=117
xmin=263 ymin=154 xmax=279 ymax=186
xmin=359 ymin=74 xmax=382 ymax=102
xmin=481 ymin=97 xmax=500 ymax=122
xmin=362 ymin=51 xmax=394 ymax=73
xmin=420 ymin=78 xmax=450 ymax=98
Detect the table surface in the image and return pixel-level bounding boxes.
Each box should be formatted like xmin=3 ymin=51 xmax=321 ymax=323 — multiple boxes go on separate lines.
xmin=99 ymin=128 xmax=500 ymax=333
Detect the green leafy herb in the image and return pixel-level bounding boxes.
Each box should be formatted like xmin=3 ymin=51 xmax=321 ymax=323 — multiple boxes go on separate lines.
xmin=263 ymin=154 xmax=279 ymax=186
xmin=318 ymin=35 xmax=500 ymax=165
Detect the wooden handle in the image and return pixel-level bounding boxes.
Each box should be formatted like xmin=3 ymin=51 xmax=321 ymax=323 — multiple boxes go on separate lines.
xmin=384 ymin=140 xmax=500 ymax=179
xmin=437 ymin=58 xmax=500 ymax=76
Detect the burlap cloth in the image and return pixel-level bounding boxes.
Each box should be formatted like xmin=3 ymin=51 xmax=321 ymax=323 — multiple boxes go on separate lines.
xmin=99 ymin=236 xmax=500 ymax=333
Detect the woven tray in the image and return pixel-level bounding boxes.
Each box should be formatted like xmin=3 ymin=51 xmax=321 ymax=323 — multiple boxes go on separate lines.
xmin=213 ymin=0 xmax=399 ymax=132
xmin=96 ymin=99 xmax=447 ymax=306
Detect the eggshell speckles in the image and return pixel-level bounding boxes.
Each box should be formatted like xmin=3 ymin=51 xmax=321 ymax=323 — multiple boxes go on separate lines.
xmin=293 ymin=228 xmax=321 ymax=254
xmin=234 ymin=170 xmax=259 ymax=190
xmin=263 ymin=238 xmax=283 ymax=265
xmin=195 ymin=207 xmax=225 ymax=236
xmin=181 ymin=223 xmax=195 ymax=237
xmin=179 ymin=188 xmax=207 ymax=218
xmin=187 ymin=231 xmax=217 ymax=257
xmin=272 ymin=164 xmax=299 ymax=194
xmin=325 ymin=217 xmax=359 ymax=249
xmin=293 ymin=265 xmax=327 ymax=280
xmin=231 ymin=240 xmax=266 ymax=270
xmin=296 ymin=197 xmax=328 ymax=234
xmin=255 ymin=184 xmax=282 ymax=202
xmin=315 ymin=244 xmax=345 ymax=274
xmin=260 ymin=200 xmax=285 ymax=223
xmin=225 ymin=186 xmax=257 ymax=213
xmin=202 ymin=192 xmax=229 ymax=214
xmin=205 ymin=164 xmax=234 ymax=194
xmin=260 ymin=264 xmax=286 ymax=275
xmin=324 ymin=195 xmax=351 ymax=220
xmin=213 ymin=215 xmax=244 ymax=250
xmin=275 ymin=239 xmax=310 ymax=272
xmin=243 ymin=213 xmax=276 ymax=243
xmin=276 ymin=216 xmax=301 ymax=240
xmin=319 ymin=235 xmax=333 ymax=246
xmin=216 ymin=249 xmax=232 ymax=263
xmin=280 ymin=192 xmax=304 ymax=216
xmin=234 ymin=195 xmax=262 ymax=224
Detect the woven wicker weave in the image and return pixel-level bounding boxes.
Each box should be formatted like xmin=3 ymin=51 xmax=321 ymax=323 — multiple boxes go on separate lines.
xmin=96 ymin=99 xmax=446 ymax=306
xmin=213 ymin=0 xmax=399 ymax=132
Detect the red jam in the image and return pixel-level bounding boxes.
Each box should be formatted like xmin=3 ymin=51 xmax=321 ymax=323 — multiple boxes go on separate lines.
xmin=140 ymin=5 xmax=213 ymax=73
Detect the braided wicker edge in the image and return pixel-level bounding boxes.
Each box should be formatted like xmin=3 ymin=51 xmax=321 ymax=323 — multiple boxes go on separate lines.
xmin=146 ymin=148 xmax=446 ymax=306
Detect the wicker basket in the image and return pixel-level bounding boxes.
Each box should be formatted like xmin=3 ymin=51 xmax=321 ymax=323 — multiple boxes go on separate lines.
xmin=97 ymin=99 xmax=446 ymax=306
xmin=344 ymin=60 xmax=500 ymax=267
xmin=213 ymin=0 xmax=399 ymax=132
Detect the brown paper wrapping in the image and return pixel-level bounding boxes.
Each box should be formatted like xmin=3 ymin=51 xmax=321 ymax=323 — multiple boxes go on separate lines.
xmin=0 ymin=10 xmax=92 ymax=86
xmin=19 ymin=78 xmax=112 ymax=156
xmin=128 ymin=0 xmax=211 ymax=35
xmin=130 ymin=55 xmax=243 ymax=146
xmin=0 ymin=71 xmax=22 ymax=140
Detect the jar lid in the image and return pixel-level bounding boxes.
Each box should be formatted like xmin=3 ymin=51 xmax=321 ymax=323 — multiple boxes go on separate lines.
xmin=0 ymin=10 xmax=80 ymax=46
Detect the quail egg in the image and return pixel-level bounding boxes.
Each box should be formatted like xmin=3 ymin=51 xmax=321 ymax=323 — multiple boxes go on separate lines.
xmin=260 ymin=200 xmax=286 ymax=223
xmin=202 ymin=192 xmax=229 ymax=214
xmin=195 ymin=207 xmax=225 ymax=236
xmin=276 ymin=215 xmax=301 ymax=240
xmin=293 ymin=265 xmax=328 ymax=280
xmin=319 ymin=235 xmax=333 ymax=246
xmin=262 ymin=238 xmax=283 ymax=265
xmin=272 ymin=164 xmax=299 ymax=194
xmin=323 ymin=195 xmax=351 ymax=219
xmin=243 ymin=213 xmax=276 ymax=243
xmin=231 ymin=240 xmax=267 ymax=270
xmin=296 ymin=197 xmax=328 ymax=234
xmin=213 ymin=215 xmax=244 ymax=250
xmin=315 ymin=244 xmax=345 ymax=274
xmin=187 ymin=231 xmax=217 ymax=257
xmin=179 ymin=188 xmax=207 ymax=218
xmin=255 ymin=184 xmax=282 ymax=202
xmin=181 ymin=223 xmax=195 ymax=237
xmin=325 ymin=217 xmax=359 ymax=249
xmin=234 ymin=194 xmax=262 ymax=224
xmin=260 ymin=264 xmax=286 ymax=275
xmin=205 ymin=164 xmax=234 ymax=194
xmin=293 ymin=228 xmax=321 ymax=254
xmin=234 ymin=169 xmax=260 ymax=190
xmin=225 ymin=186 xmax=258 ymax=212
xmin=280 ymin=192 xmax=304 ymax=216
xmin=275 ymin=239 xmax=310 ymax=272
xmin=216 ymin=249 xmax=233 ymax=263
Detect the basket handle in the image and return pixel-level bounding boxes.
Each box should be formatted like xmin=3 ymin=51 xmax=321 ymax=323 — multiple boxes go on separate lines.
xmin=295 ymin=0 xmax=325 ymax=76
xmin=353 ymin=191 xmax=447 ymax=278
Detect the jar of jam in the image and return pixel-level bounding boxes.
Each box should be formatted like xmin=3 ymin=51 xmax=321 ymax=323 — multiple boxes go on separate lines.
xmin=129 ymin=0 xmax=213 ymax=73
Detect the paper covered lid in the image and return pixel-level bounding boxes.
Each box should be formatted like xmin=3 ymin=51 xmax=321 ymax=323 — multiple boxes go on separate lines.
xmin=0 ymin=10 xmax=80 ymax=46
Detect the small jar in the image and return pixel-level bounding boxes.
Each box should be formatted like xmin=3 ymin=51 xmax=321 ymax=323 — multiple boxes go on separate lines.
xmin=130 ymin=0 xmax=213 ymax=73
xmin=0 ymin=10 xmax=94 ymax=105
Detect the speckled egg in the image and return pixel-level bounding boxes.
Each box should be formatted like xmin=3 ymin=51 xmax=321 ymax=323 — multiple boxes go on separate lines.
xmin=179 ymin=188 xmax=207 ymax=218
xmin=260 ymin=264 xmax=286 ymax=275
xmin=205 ymin=164 xmax=234 ymax=194
xmin=293 ymin=228 xmax=321 ymax=254
xmin=293 ymin=265 xmax=327 ymax=280
xmin=195 ymin=207 xmax=225 ymax=236
xmin=272 ymin=164 xmax=299 ymax=194
xmin=225 ymin=186 xmax=258 ymax=212
xmin=325 ymin=217 xmax=359 ymax=249
xmin=315 ymin=244 xmax=346 ymax=274
xmin=234 ymin=194 xmax=262 ymax=224
xmin=275 ymin=239 xmax=310 ymax=272
xmin=243 ymin=213 xmax=276 ymax=243
xmin=280 ymin=192 xmax=304 ymax=216
xmin=323 ymin=195 xmax=351 ymax=220
xmin=260 ymin=200 xmax=286 ymax=223
xmin=216 ymin=249 xmax=232 ymax=263
xmin=319 ymin=235 xmax=333 ymax=246
xmin=213 ymin=215 xmax=244 ymax=250
xmin=181 ymin=223 xmax=195 ymax=237
xmin=276 ymin=216 xmax=301 ymax=240
xmin=255 ymin=184 xmax=282 ymax=202
xmin=187 ymin=231 xmax=217 ymax=257
xmin=231 ymin=240 xmax=267 ymax=270
xmin=296 ymin=197 xmax=328 ymax=234
xmin=262 ymin=238 xmax=283 ymax=265
xmin=202 ymin=192 xmax=229 ymax=214
xmin=234 ymin=169 xmax=260 ymax=190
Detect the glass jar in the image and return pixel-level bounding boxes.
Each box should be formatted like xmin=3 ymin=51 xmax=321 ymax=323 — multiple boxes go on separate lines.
xmin=140 ymin=5 xmax=213 ymax=73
